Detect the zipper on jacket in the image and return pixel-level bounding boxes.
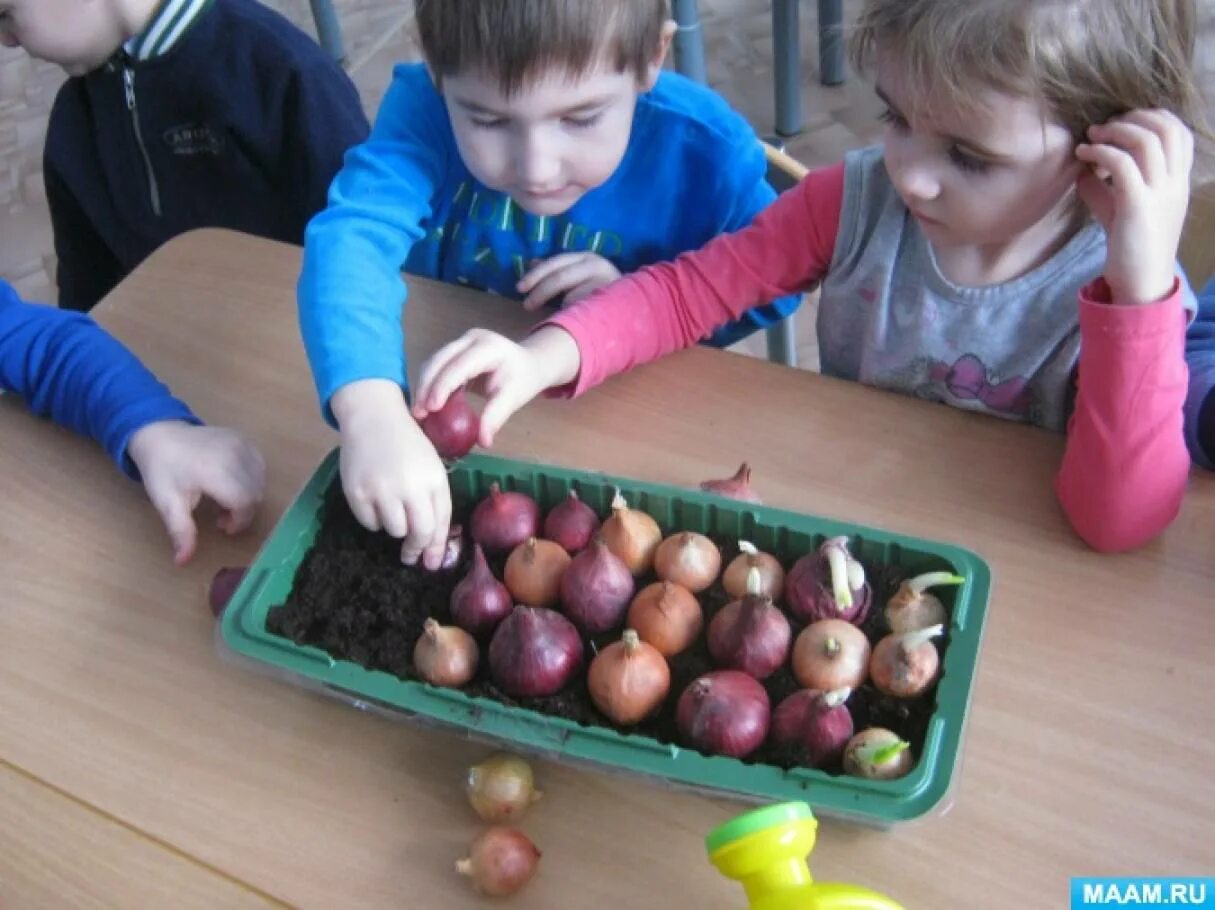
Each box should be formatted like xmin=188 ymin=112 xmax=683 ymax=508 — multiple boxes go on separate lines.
xmin=122 ymin=65 xmax=162 ymax=217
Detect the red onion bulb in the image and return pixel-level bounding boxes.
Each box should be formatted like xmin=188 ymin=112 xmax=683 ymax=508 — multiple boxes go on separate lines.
xmin=707 ymin=567 xmax=792 ymax=680
xmin=488 ymin=606 xmax=584 ymax=697
xmin=456 ymin=826 xmax=541 ymax=897
xmin=699 ymin=462 xmax=762 ymax=503
xmin=786 ymin=536 xmax=872 ymax=625
xmin=543 ymin=489 xmax=601 ymax=553
xmin=450 ymin=543 xmax=513 ymax=639
xmin=559 ymin=536 xmax=635 ymax=635
xmin=771 ymin=687 xmax=855 ymax=768
xmin=676 ymin=670 xmax=771 ymax=758
xmin=420 ymin=387 xmax=480 ymax=459
xmin=471 ymin=483 xmax=540 ymax=554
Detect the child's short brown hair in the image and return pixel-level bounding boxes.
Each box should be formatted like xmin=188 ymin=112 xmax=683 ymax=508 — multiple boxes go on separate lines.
xmin=849 ymin=0 xmax=1206 ymax=140
xmin=415 ymin=0 xmax=668 ymax=96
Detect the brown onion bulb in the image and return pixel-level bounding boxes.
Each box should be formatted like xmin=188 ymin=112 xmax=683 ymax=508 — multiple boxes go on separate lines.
xmin=843 ymin=728 xmax=915 ymax=780
xmin=413 ymin=619 xmax=478 ymax=687
xmin=626 ymin=581 xmax=703 ymax=657
xmin=654 ymin=531 xmax=721 ymax=593
xmin=870 ymin=624 xmax=944 ymax=698
xmin=543 ymin=489 xmax=601 ymax=553
xmin=504 ymin=537 xmax=571 ymax=607
xmin=885 ymin=571 xmax=964 ymax=634
xmin=588 ymin=629 xmax=671 ymax=725
xmin=600 ymin=488 xmax=662 ymax=575
xmin=456 ymin=827 xmax=541 ymax=897
xmin=791 ymin=618 xmax=871 ymax=692
xmin=465 ymin=753 xmax=543 ymax=822
xmin=559 ymin=536 xmax=635 ymax=635
xmin=706 ymin=567 xmax=792 ymax=680
xmin=722 ymin=541 xmax=785 ymax=601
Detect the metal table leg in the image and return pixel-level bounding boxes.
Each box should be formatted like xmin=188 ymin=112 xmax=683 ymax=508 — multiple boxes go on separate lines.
xmin=818 ymin=0 xmax=845 ymax=86
xmin=309 ymin=0 xmax=347 ymax=65
xmin=773 ymin=0 xmax=801 ymax=136
xmin=671 ymin=0 xmax=708 ymax=83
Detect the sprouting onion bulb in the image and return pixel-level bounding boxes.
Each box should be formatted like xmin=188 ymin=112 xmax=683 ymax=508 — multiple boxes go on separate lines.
xmin=870 ymin=624 xmax=945 ymax=698
xmin=722 ymin=541 xmax=784 ymax=601
xmin=785 ymin=536 xmax=872 ymax=625
xmin=885 ymin=572 xmax=964 ymax=633
xmin=843 ymin=728 xmax=914 ymax=780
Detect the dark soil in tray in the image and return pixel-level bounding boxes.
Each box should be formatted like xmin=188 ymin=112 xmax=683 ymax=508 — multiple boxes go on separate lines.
xmin=266 ymin=480 xmax=942 ymax=776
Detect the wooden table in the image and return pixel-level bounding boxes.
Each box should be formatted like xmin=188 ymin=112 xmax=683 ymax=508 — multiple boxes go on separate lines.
xmin=2 ymin=229 xmax=1212 ymax=908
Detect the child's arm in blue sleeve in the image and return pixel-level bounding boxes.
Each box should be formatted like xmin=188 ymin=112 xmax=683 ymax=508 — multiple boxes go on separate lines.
xmin=1186 ymin=278 xmax=1215 ymax=468
xmin=297 ymin=65 xmax=450 ymax=423
xmin=0 ymin=281 xmax=199 ymax=476
xmin=702 ymin=139 xmax=802 ymax=348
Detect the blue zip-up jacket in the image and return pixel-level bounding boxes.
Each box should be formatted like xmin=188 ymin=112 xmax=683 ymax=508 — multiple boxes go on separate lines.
xmin=43 ymin=0 xmax=369 ymax=311
xmin=0 ymin=280 xmax=198 ymax=475
xmin=1187 ymin=279 xmax=1215 ymax=468
xmin=299 ymin=64 xmax=800 ymax=416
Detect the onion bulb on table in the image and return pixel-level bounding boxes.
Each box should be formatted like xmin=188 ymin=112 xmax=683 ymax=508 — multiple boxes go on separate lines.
xmin=456 ymin=827 xmax=540 ymax=897
xmin=465 ymin=753 xmax=542 ymax=822
xmin=699 ymin=462 xmax=763 ymax=503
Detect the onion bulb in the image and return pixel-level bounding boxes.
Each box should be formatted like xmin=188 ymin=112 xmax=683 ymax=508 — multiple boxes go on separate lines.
xmin=843 ymin=728 xmax=915 ymax=780
xmin=885 ymin=571 xmax=964 ymax=633
xmin=470 ymin=483 xmax=540 ymax=554
xmin=600 ymin=488 xmax=662 ymax=575
xmin=488 ymin=606 xmax=584 ymax=697
xmin=588 ymin=629 xmax=671 ymax=725
xmin=450 ymin=543 xmax=513 ymax=639
xmin=626 ymin=581 xmax=703 ymax=657
xmin=465 ymin=753 xmax=543 ymax=822
xmin=699 ymin=462 xmax=763 ymax=503
xmin=504 ymin=537 xmax=571 ymax=608
xmin=870 ymin=624 xmax=944 ymax=698
xmin=208 ymin=566 xmax=246 ymax=618
xmin=559 ymin=536 xmax=635 ymax=635
xmin=770 ymin=687 xmax=854 ymax=768
xmin=676 ymin=670 xmax=770 ymax=758
xmin=707 ymin=567 xmax=792 ymax=680
xmin=722 ymin=541 xmax=784 ymax=601
xmin=785 ymin=536 xmax=872 ymax=626
xmin=791 ymin=618 xmax=871 ymax=692
xmin=456 ymin=826 xmax=540 ymax=897
xmin=543 ymin=490 xmax=600 ymax=553
xmin=654 ymin=531 xmax=721 ymax=593
xmin=419 ymin=386 xmax=480 ymax=459
xmin=413 ymin=619 xmax=478 ymax=687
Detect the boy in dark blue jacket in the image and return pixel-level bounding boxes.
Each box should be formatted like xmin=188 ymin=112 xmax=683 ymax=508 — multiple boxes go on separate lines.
xmin=0 ymin=0 xmax=369 ymax=310
xmin=300 ymin=0 xmax=800 ymax=570
xmin=1188 ymin=280 xmax=1215 ymax=468
xmin=0 ymin=279 xmax=265 ymax=564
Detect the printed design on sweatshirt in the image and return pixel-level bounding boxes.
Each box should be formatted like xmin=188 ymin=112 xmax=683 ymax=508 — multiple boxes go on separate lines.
xmin=162 ymin=123 xmax=225 ymax=157
xmin=878 ymin=353 xmax=1037 ymax=421
xmin=419 ymin=182 xmax=625 ymax=296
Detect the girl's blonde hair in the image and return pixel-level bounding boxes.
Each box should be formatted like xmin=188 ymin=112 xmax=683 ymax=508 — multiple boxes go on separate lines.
xmin=849 ymin=0 xmax=1205 ymax=139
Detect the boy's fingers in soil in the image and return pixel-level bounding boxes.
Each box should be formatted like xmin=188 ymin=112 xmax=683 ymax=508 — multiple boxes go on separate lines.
xmin=401 ymin=499 xmax=436 ymax=566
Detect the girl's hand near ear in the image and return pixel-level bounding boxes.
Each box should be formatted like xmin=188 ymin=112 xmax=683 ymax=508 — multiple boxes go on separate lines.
xmin=1076 ymin=109 xmax=1194 ymax=306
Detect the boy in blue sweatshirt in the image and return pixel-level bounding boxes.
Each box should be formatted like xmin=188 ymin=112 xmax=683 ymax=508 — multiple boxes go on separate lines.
xmin=1188 ymin=279 xmax=1215 ymax=468
xmin=299 ymin=0 xmax=800 ymax=569
xmin=0 ymin=280 xmax=266 ymax=564
xmin=0 ymin=0 xmax=368 ymax=311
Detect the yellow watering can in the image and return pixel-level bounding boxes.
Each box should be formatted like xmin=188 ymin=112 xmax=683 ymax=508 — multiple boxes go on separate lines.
xmin=707 ymin=802 xmax=906 ymax=910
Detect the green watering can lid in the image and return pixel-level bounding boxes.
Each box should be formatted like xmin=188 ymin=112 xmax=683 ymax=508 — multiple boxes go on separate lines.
xmin=705 ymin=801 xmax=816 ymax=854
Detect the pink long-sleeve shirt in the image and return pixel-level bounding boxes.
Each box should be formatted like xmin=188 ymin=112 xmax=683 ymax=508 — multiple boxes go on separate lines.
xmin=545 ymin=159 xmax=1191 ymax=552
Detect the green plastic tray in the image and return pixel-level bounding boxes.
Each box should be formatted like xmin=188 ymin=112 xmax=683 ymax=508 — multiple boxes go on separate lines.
xmin=219 ymin=449 xmax=992 ymax=825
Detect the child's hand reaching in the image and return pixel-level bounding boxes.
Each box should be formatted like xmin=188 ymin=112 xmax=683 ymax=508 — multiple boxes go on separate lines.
xmin=1076 ymin=109 xmax=1194 ymax=306
xmin=332 ymin=379 xmax=452 ymax=569
xmin=413 ymin=327 xmax=583 ymax=447
xmin=126 ymin=421 xmax=266 ymax=566
xmin=517 ymin=253 xmax=621 ymax=311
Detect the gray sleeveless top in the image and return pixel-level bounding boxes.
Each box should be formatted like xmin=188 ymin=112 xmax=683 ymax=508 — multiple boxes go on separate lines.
xmin=818 ymin=145 xmax=1107 ymax=431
